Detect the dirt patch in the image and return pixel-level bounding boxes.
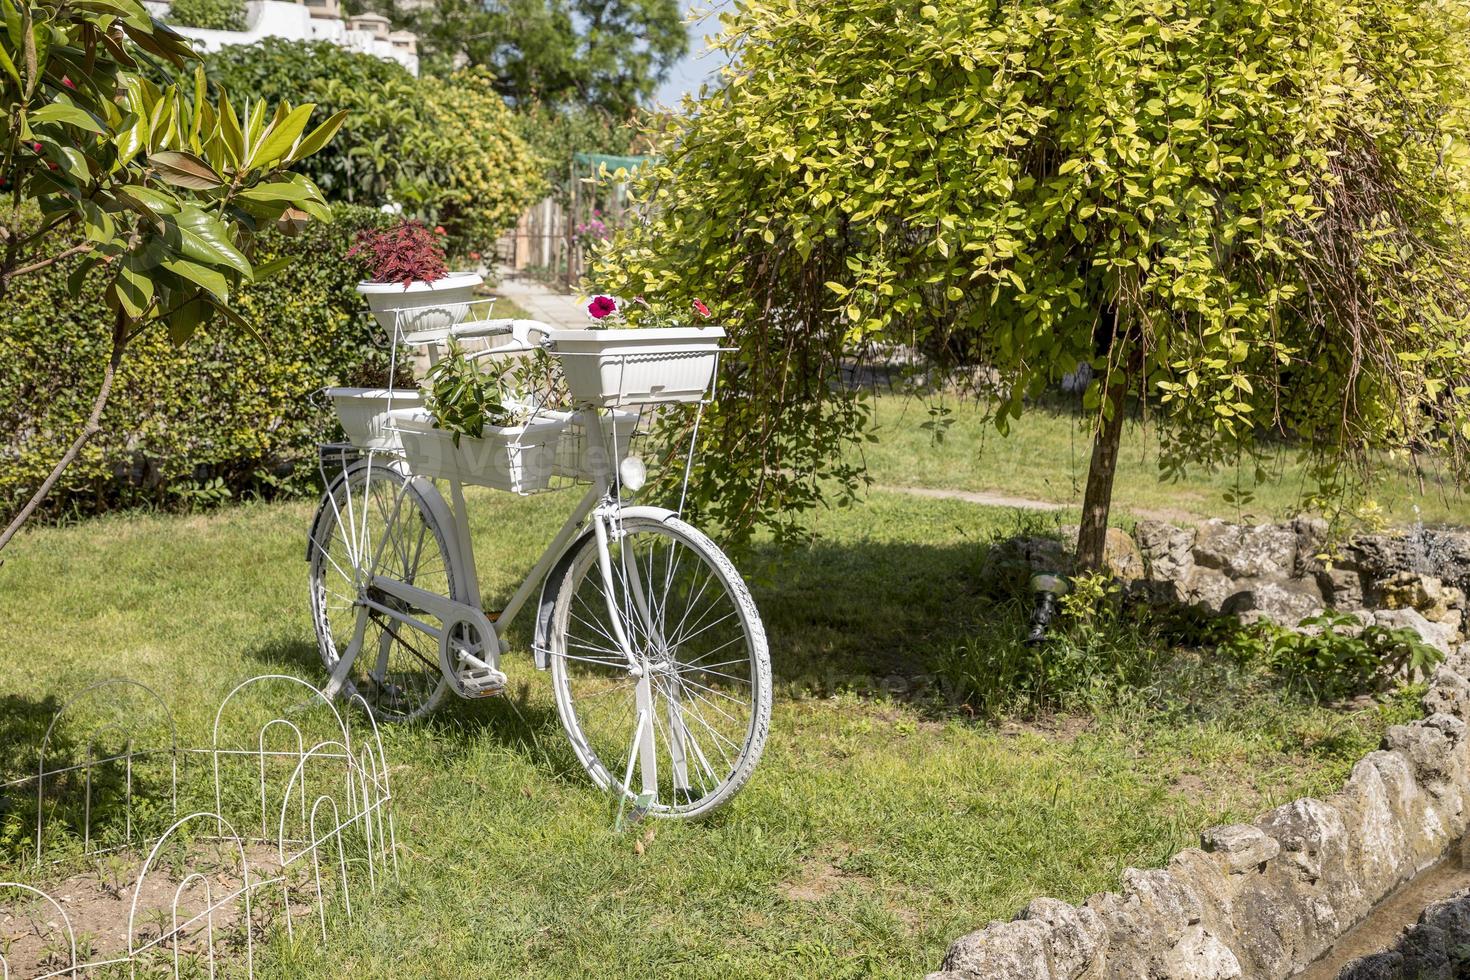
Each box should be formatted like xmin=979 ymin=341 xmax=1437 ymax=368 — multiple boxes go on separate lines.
xmin=1 ymin=844 xmax=327 ymax=977
xmin=997 ymin=713 xmax=1094 ymax=743
xmin=778 ymin=847 xmax=874 ymax=903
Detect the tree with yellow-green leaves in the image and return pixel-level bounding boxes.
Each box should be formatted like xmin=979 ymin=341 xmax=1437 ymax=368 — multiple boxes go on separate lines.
xmin=598 ymin=0 xmax=1470 ymax=567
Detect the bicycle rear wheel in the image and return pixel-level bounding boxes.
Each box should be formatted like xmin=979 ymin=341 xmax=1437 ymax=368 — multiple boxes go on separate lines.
xmin=547 ymin=515 xmax=771 ymax=818
xmin=308 ymin=458 xmax=463 ymax=723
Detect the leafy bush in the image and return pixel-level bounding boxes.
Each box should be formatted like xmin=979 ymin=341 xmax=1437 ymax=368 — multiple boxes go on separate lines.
xmin=597 ymin=0 xmax=1470 ymax=545
xmin=940 ymin=554 xmax=1443 ymax=715
xmin=207 ymin=41 xmax=544 ymax=254
xmin=0 ymin=206 xmax=398 ymax=518
xmin=168 ymin=0 xmax=246 ymax=30
xmin=1223 ymin=612 xmax=1445 ymax=700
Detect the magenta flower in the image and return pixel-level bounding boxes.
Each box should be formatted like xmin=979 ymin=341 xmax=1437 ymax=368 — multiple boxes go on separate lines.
xmin=693 ymin=299 xmax=711 ymax=318
xmin=588 ymin=295 xmax=618 ymax=319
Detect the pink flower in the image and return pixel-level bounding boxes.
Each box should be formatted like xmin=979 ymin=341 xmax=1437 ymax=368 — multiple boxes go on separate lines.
xmin=469 ymin=251 xmax=482 ymax=260
xmin=693 ymin=299 xmax=711 ymax=318
xmin=434 ymin=225 xmax=446 ymax=235
xmin=61 ymin=76 xmax=76 ymax=90
xmin=588 ymin=295 xmax=618 ymax=320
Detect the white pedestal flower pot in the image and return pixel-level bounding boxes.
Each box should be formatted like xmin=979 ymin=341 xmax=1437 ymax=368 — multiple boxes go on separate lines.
xmin=357 ymin=272 xmax=483 ymax=335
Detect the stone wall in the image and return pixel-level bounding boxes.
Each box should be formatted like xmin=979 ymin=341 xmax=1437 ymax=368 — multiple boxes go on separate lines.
xmin=928 ymin=664 xmax=1470 ymax=979
xmin=931 ymin=521 xmax=1470 ymax=980
xmin=1132 ymin=520 xmax=1469 ymax=662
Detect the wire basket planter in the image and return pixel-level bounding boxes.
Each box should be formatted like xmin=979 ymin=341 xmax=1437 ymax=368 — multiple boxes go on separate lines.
xmin=321 ymin=304 xmax=730 ymax=503
xmin=0 ymin=675 xmax=400 ymax=979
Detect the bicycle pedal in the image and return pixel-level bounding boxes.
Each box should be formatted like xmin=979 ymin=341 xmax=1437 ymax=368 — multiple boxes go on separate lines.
xmin=458 ymin=666 xmax=509 ymax=697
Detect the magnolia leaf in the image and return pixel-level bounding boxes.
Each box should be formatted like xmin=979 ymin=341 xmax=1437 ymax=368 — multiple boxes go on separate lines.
xmin=217 ymin=92 xmax=244 ymax=169
xmin=160 ymin=205 xmax=252 ymax=277
xmin=165 ymin=294 xmax=212 ymax=346
xmin=251 ymin=255 xmax=295 ymax=280
xmin=287 ymin=109 xmax=347 ymax=163
xmin=115 ymin=256 xmax=154 ymax=319
xmin=246 ymin=102 xmax=314 ymax=170
xmin=29 ymin=103 xmax=103 ymax=133
xmin=114 ymin=184 xmax=181 ymax=217
xmin=238 ymin=179 xmax=314 ymax=204
xmin=0 ymin=35 xmax=17 ymax=87
xmin=150 ymin=149 xmax=221 ymax=189
xmin=79 ymin=200 xmax=114 ymax=244
xmin=162 ymin=257 xmax=229 ymax=300
xmin=112 ymin=109 xmax=147 ymax=168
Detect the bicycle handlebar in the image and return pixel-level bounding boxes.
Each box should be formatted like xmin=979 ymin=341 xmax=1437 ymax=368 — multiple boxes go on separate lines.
xmin=400 ymin=318 xmax=557 ymax=348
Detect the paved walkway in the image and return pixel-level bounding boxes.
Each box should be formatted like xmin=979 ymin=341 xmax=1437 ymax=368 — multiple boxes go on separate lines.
xmin=875 ymin=485 xmax=1066 ymax=511
xmin=493 ymin=277 xmax=589 ymax=329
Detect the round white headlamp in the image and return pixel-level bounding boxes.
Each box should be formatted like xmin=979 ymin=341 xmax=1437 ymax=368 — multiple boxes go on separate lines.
xmin=619 ymin=455 xmax=647 ymax=491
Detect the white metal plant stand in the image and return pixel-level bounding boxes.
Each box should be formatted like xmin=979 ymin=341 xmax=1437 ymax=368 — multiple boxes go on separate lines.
xmin=308 ymin=303 xmax=771 ymax=819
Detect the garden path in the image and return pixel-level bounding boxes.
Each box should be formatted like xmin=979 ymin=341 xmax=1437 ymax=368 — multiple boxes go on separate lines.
xmin=492 ymin=276 xmax=589 ymax=329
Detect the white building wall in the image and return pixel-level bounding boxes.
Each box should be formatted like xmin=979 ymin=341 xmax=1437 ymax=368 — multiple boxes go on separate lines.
xmin=154 ymin=0 xmax=420 ymax=75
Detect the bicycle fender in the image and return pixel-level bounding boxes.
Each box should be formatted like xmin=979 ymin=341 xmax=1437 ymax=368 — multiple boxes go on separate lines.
xmin=530 ymin=505 xmax=680 ymax=670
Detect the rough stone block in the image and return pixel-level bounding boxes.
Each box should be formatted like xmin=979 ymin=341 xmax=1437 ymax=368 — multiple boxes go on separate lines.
xmin=1183 ymin=566 xmax=1243 ymax=615
xmin=940 ymin=919 xmax=1053 ymax=979
xmin=1136 ymin=520 xmax=1196 ymax=580
xmin=1317 ymin=566 xmax=1367 ymax=610
xmin=1422 ymin=667 xmax=1470 ymax=723
xmin=1200 ymin=824 xmax=1279 ymax=874
xmin=1194 ymin=519 xmax=1297 ymax=578
xmin=1221 ymin=575 xmax=1325 ymax=628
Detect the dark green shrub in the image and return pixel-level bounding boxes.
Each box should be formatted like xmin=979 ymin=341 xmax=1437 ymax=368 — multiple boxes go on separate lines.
xmin=168 ymin=0 xmax=246 ymax=30
xmin=0 ymin=206 xmax=397 ymax=519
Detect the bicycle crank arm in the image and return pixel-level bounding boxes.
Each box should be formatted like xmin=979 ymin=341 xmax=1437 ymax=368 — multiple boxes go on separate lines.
xmin=369 ymin=575 xmax=505 ymax=699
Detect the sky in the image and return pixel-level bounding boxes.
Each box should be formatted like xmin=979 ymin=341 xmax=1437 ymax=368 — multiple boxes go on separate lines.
xmin=653 ymin=1 xmax=734 ymax=109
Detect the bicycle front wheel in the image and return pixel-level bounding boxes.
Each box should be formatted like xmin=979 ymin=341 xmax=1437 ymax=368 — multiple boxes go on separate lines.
xmin=548 ymin=515 xmax=771 ymax=818
xmin=308 ymin=458 xmax=463 ymax=723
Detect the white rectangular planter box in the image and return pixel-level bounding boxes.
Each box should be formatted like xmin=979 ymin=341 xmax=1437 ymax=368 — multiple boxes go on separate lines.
xmin=327 ymin=388 xmax=426 ymax=450
xmin=543 ymin=409 xmax=639 ymax=481
xmin=547 ymin=327 xmax=725 ymax=406
xmin=392 ymin=415 xmax=561 ymax=494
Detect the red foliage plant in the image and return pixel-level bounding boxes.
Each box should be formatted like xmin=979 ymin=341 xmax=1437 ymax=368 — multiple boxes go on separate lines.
xmin=346 ymin=220 xmax=449 ymax=286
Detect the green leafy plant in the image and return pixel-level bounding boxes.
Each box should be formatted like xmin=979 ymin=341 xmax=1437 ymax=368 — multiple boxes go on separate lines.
xmin=0 ymin=0 xmax=345 ymax=552
xmin=597 ymin=0 xmax=1470 ymax=557
xmin=423 ymin=340 xmax=532 ymax=445
xmin=1264 ymin=611 xmax=1445 ymax=699
xmin=207 ymin=42 xmax=543 ymax=255
xmin=168 ymin=0 xmax=244 ymax=31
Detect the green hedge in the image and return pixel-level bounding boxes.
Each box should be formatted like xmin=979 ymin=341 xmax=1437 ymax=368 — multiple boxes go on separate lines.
xmin=168 ymin=0 xmax=246 ymax=31
xmin=0 ymin=205 xmax=398 ymax=519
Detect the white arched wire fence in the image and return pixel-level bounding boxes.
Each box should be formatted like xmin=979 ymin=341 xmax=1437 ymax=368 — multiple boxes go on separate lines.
xmin=0 ymin=675 xmax=399 ymax=979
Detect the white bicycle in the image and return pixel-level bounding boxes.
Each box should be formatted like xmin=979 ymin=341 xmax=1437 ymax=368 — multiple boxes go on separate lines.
xmin=306 ymin=315 xmax=770 ymax=818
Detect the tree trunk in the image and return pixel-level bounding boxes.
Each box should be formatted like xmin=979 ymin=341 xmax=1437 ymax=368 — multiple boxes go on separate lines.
xmin=1076 ymin=363 xmax=1131 ymax=572
xmin=0 ymin=309 xmax=128 ymax=554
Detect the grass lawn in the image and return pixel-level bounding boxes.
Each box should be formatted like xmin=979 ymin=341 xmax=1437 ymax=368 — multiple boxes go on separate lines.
xmin=0 ymin=488 xmax=1414 ymax=977
xmin=860 ymin=394 xmax=1470 ymax=527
